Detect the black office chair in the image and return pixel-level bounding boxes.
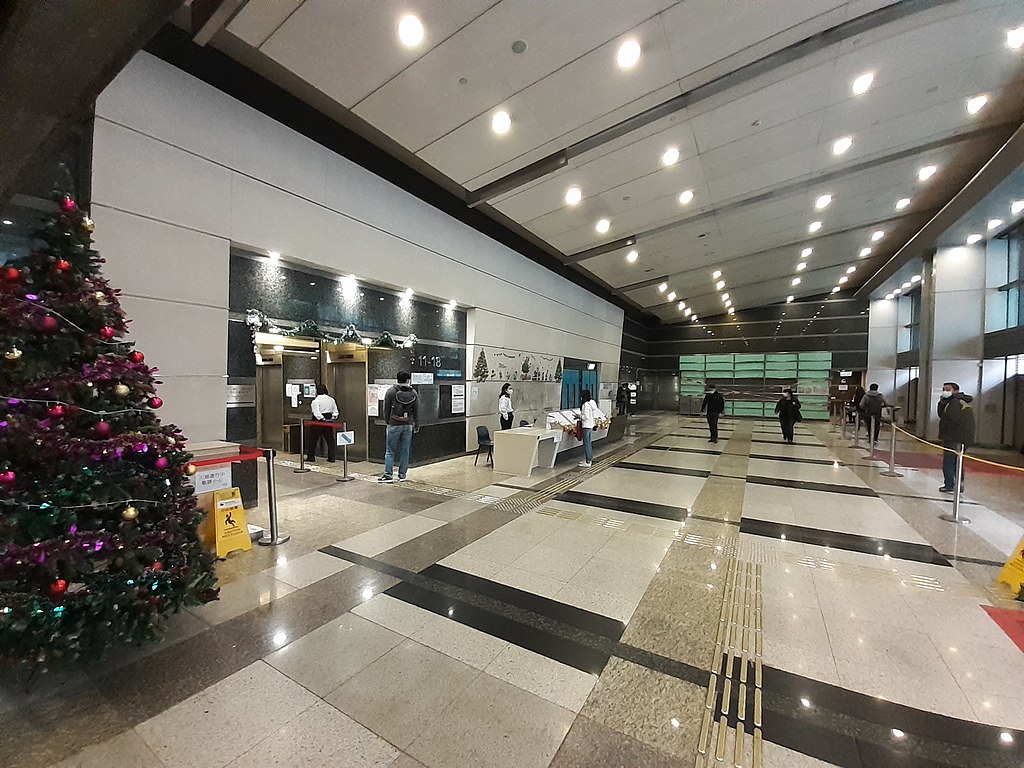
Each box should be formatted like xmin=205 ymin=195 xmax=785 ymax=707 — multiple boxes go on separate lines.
xmin=519 ymin=419 xmax=530 ymax=427
xmin=474 ymin=425 xmax=494 ymax=466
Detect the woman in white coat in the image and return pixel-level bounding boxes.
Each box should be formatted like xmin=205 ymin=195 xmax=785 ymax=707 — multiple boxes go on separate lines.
xmin=578 ymin=389 xmax=605 ymax=468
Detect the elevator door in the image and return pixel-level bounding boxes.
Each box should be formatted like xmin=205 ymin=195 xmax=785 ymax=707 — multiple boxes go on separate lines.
xmin=331 ymin=361 xmax=368 ymax=461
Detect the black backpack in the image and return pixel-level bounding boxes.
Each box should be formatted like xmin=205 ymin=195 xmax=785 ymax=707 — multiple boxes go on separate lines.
xmin=391 ymin=388 xmax=417 ymax=424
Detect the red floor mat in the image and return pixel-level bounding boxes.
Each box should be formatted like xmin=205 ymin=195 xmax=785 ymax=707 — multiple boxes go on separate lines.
xmin=890 ymin=451 xmax=1024 ymax=477
xmin=983 ymin=605 xmax=1024 ymax=653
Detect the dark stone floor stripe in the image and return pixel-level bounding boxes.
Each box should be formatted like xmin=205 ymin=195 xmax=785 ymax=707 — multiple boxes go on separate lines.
xmin=878 ymin=490 xmax=982 ymax=507
xmin=941 ymin=553 xmax=1004 ymax=567
xmin=384 ymin=580 xmax=610 ymax=675
xmin=644 ymin=444 xmax=722 ymax=456
xmin=749 ymin=453 xmax=845 ymax=467
xmin=750 ymin=438 xmax=824 ymax=448
xmin=421 ymin=564 xmax=625 ymax=640
xmin=613 ymin=461 xmax=711 ymax=478
xmin=739 ymin=518 xmax=951 ymax=566
xmin=555 ymin=490 xmax=689 ymax=522
xmin=746 ymin=475 xmax=878 ymax=497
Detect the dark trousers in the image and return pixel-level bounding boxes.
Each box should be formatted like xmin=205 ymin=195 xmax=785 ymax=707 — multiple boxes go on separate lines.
xmin=942 ymin=442 xmax=964 ymax=489
xmin=499 ymin=414 xmax=513 ymax=430
xmin=863 ymin=415 xmax=881 ymax=443
xmin=779 ymin=417 xmax=796 ymax=443
xmin=706 ymin=412 xmax=720 ymax=442
xmin=306 ymin=425 xmax=336 ymax=462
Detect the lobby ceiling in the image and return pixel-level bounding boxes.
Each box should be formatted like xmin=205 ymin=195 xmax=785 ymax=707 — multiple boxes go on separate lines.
xmin=209 ymin=0 xmax=1024 ymax=324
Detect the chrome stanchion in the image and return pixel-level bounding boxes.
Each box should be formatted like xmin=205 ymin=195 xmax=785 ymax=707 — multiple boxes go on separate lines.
xmin=879 ymin=423 xmax=904 ymax=477
xmin=867 ymin=416 xmax=877 ymax=457
xmin=940 ymin=444 xmax=970 ymax=525
xmin=259 ymin=448 xmax=290 ymax=545
xmin=841 ymin=407 xmax=848 ymax=440
xmin=850 ymin=412 xmax=861 ymax=448
xmin=294 ymin=420 xmax=311 ymax=474
xmin=337 ymin=439 xmax=354 ymax=483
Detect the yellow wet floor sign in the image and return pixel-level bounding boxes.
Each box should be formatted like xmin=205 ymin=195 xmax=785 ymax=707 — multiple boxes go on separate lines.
xmin=198 ymin=487 xmax=251 ymax=558
xmin=997 ymin=535 xmax=1024 ymax=596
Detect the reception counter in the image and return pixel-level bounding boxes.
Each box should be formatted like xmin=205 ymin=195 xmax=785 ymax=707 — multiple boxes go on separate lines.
xmin=492 ymin=410 xmax=612 ymax=476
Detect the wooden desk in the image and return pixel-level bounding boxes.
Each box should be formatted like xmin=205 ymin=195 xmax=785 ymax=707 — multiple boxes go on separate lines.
xmin=493 ymin=427 xmax=562 ymax=476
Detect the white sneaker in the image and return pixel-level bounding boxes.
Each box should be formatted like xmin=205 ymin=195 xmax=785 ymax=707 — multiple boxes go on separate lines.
xmin=578 ymin=461 xmax=592 ymax=468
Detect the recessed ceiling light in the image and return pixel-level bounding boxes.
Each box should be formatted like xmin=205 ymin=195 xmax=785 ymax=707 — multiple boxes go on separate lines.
xmin=267 ymin=250 xmax=281 ymax=262
xmin=1012 ymin=200 xmax=1024 ymax=215
xmin=831 ymin=286 xmax=841 ymax=293
xmin=918 ymin=165 xmax=937 ymax=181
xmin=832 ymin=136 xmax=853 ymax=155
xmin=712 ymin=270 xmax=722 ymax=279
xmin=892 ymin=729 xmax=906 ymax=740
xmin=595 ymin=218 xmax=610 ymax=234
xmin=678 ymin=189 xmax=694 ymax=205
xmin=1007 ymin=27 xmax=1024 ymax=50
xmin=815 ymin=194 xmax=833 ymax=210
xmin=724 ymin=299 xmax=732 ymax=307
xmin=678 ymin=301 xmax=685 ymax=311
xmin=661 ymin=147 xmax=680 ymax=166
xmin=885 ymin=293 xmax=894 ymax=300
xmin=851 ymin=71 xmax=874 ymax=95
xmin=617 ymin=39 xmax=642 ymax=69
xmin=796 ymin=262 xmax=807 ymax=271
xmin=871 ymin=230 xmax=885 ymax=242
xmin=727 ymin=307 xmax=735 ymax=314
xmin=792 ymin=277 xmax=802 ymax=286
xmin=988 ymin=218 xmax=1004 ymax=230
xmin=801 ymin=248 xmax=813 ymax=259
xmin=911 ymin=274 xmax=922 ymax=283
xmin=684 ymin=307 xmax=691 ymax=316
xmin=808 ymin=221 xmax=822 ymax=233
xmin=564 ymin=186 xmax=582 ymax=206
xmin=403 ymin=288 xmax=414 ymax=298
xmin=309 ymin=281 xmax=316 ymax=286
xmin=721 ymin=292 xmax=730 ymax=301
xmin=491 ymin=110 xmax=512 ymax=134
xmin=901 ymin=281 xmax=911 ymax=289
xmin=895 ymin=197 xmax=911 ymax=210
xmin=847 ymin=266 xmax=856 ymax=274
xmin=716 ymin=280 xmax=726 ymax=290
xmin=786 ymin=295 xmax=794 ymax=303
xmin=859 ymin=247 xmax=872 ymax=258
xmin=448 ymin=299 xmax=457 ymax=309
xmin=1 ymin=219 xmax=13 ymax=226
xmin=1000 ymin=730 xmax=1014 ymax=744
xmin=691 ymin=315 xmax=698 ymax=322
xmin=668 ymin=291 xmax=677 ymax=301
xmin=839 ymin=276 xmax=848 ymax=284
xmin=626 ymin=249 xmax=639 ymax=263
xmin=966 ymin=233 xmax=983 ymax=245
xmin=658 ymin=282 xmax=668 ymax=292
xmin=966 ymin=94 xmax=988 ymax=115
xmin=893 ymin=287 xmax=902 ymax=295
xmin=397 ymin=14 xmax=424 ymax=47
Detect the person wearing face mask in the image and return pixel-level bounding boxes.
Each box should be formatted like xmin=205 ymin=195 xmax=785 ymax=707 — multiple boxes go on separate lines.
xmin=498 ymin=383 xmax=514 ymax=430
xmin=937 ymin=382 xmax=975 ymax=493
xmin=774 ymin=388 xmax=802 ymax=444
xmin=700 ymin=383 xmax=725 ymax=443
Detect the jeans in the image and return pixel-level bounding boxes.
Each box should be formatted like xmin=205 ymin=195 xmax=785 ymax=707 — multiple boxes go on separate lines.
xmin=384 ymin=424 xmax=413 ymax=479
xmin=942 ymin=442 xmax=964 ymax=489
xmin=706 ymin=412 xmax=720 ymax=442
xmin=779 ymin=418 xmax=795 ymax=443
xmin=582 ymin=428 xmax=593 ymax=463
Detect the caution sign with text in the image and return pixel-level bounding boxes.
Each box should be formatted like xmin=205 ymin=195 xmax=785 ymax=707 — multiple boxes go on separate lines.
xmin=198 ymin=487 xmax=251 ymax=558
xmin=997 ymin=535 xmax=1024 ymax=596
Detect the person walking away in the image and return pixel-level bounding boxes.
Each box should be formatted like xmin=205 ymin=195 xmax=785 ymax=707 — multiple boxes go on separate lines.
xmin=306 ymin=384 xmax=339 ymax=463
xmin=616 ymin=385 xmax=626 ymax=416
xmin=700 ymin=383 xmax=725 ymax=443
xmin=578 ymin=389 xmax=606 ymax=468
xmin=859 ymin=383 xmax=888 ymax=446
xmin=378 ymin=371 xmax=418 ymax=483
xmin=849 ymin=384 xmax=865 ymax=425
xmin=937 ymin=382 xmax=975 ymax=493
xmin=774 ymin=389 xmax=801 ymax=444
xmin=498 ymin=383 xmax=514 ymax=430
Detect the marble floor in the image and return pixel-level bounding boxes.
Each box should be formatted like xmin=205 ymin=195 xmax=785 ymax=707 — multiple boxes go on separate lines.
xmin=4 ymin=414 xmax=1024 ymax=767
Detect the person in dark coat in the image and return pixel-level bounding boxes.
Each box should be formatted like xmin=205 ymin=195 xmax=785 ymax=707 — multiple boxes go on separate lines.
xmin=700 ymin=383 xmax=725 ymax=443
xmin=859 ymin=383 xmax=888 ymax=445
xmin=615 ymin=385 xmax=626 ymax=416
xmin=937 ymin=382 xmax=975 ymax=493
xmin=774 ymin=388 xmax=802 ymax=444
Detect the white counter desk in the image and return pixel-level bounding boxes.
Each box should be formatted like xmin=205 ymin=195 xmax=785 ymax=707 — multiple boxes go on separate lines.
xmin=492 ymin=427 xmax=562 ymax=476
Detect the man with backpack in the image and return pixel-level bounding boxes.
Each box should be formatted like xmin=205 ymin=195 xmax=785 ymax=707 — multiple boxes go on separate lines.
xmin=378 ymin=371 xmax=419 ymax=483
xmin=859 ymin=383 xmax=888 ymax=446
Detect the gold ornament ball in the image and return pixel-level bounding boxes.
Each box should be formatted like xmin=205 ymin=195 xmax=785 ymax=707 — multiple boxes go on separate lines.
xmin=121 ymin=506 xmax=139 ymax=521
xmin=4 ymin=346 xmax=22 ymax=361
xmin=82 ymin=217 xmax=95 ymax=233
xmin=185 ymin=463 xmax=198 ymax=476
xmin=114 ymin=384 xmax=130 ymax=397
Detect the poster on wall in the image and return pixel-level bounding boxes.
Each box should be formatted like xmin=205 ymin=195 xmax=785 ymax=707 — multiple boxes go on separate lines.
xmin=452 ymin=396 xmax=465 ymax=414
xmin=471 ymin=346 xmax=563 ymax=383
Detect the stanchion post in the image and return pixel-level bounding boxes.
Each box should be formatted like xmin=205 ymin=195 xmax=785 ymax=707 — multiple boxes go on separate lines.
xmin=851 ymin=411 xmax=861 ymax=448
xmin=880 ymin=423 xmax=904 ymax=477
xmin=940 ymin=444 xmax=970 ymax=525
xmin=259 ymin=448 xmax=290 ymax=545
xmin=294 ymin=420 xmax=311 ymax=474
xmin=868 ymin=416 xmax=877 ymax=457
xmin=841 ymin=407 xmax=848 ymax=440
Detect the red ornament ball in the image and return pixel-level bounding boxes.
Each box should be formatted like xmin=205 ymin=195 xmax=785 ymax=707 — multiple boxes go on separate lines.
xmin=98 ymin=326 xmax=115 ymax=340
xmin=152 ymin=562 xmax=163 ymax=572
xmin=55 ymin=259 xmax=71 ymax=272
xmin=128 ymin=350 xmax=145 ymax=364
xmin=154 ymin=456 xmax=170 ymax=470
xmin=3 ymin=266 xmax=19 ymax=282
xmin=60 ymin=196 xmax=76 ymax=213
xmin=148 ymin=396 xmax=163 ymax=409
xmin=39 ymin=315 xmax=59 ymax=333
xmin=0 ymin=470 xmax=15 ymax=489
xmin=47 ymin=404 xmax=65 ymax=418
xmin=94 ymin=421 xmax=111 ymax=437
xmin=49 ymin=579 xmax=68 ymax=598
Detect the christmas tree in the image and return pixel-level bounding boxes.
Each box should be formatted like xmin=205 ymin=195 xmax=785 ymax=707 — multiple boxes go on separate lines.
xmin=473 ymin=349 xmax=488 ymax=381
xmin=0 ymin=192 xmax=218 ymax=665
xmin=554 ymin=360 xmax=562 ymax=382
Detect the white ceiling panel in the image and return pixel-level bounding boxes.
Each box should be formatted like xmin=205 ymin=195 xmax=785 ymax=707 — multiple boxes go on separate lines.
xmin=227 ymin=0 xmax=303 ymax=47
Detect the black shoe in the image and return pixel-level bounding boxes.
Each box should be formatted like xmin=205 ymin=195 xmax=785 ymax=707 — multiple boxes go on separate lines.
xmin=939 ymin=486 xmax=953 ymax=493
xmin=305 ymin=458 xmax=316 ymax=464
xmin=378 ymin=475 xmax=394 ymax=483
xmin=327 ymin=459 xmax=336 ymax=463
